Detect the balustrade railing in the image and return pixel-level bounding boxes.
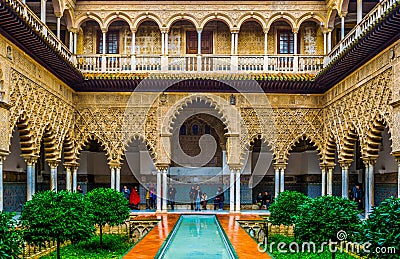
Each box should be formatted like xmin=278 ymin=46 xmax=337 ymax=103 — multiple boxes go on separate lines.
xmin=76 ymin=54 xmax=323 ymax=74
xmin=238 ymin=56 xmax=264 ymax=71
xmin=135 ymin=55 xmax=161 ymax=71
xmin=6 ymin=0 xmax=397 ymax=76
xmin=5 ymin=0 xmax=73 ymax=62
xmin=327 ymin=0 xmax=398 ymax=64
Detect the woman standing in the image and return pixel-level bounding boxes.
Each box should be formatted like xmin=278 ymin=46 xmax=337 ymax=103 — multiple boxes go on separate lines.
xmin=201 ymin=192 xmax=208 ymax=210
xmin=194 ymin=185 xmax=202 ymax=211
xmin=129 ymin=186 xmax=140 ymax=210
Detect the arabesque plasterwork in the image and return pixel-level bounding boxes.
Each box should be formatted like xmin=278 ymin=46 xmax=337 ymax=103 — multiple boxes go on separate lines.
xmin=0 ymin=24 xmax=399 ymax=171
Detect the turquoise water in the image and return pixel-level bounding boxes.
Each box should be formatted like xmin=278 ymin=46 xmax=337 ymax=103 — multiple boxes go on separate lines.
xmin=157 ymin=215 xmax=237 ymax=259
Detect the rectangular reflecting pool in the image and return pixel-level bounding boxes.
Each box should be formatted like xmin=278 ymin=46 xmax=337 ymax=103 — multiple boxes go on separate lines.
xmin=155 ymin=215 xmax=238 ymax=259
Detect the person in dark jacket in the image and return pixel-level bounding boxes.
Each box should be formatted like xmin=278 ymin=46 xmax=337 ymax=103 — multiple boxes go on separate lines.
xmin=256 ymin=192 xmax=263 ymax=209
xmin=262 ymin=191 xmax=271 ymax=210
xmin=216 ymin=187 xmax=224 ymax=210
xmin=168 ymin=184 xmax=177 ymax=210
xmin=352 ymin=183 xmax=363 ymax=210
xmin=189 ymin=185 xmax=196 ymax=210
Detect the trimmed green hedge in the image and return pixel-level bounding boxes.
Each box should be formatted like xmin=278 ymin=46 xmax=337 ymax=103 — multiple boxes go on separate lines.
xmin=40 ymin=234 xmax=132 ymax=259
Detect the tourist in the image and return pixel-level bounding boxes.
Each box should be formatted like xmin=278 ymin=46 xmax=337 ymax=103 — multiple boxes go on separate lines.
xmin=216 ymin=187 xmax=224 ymax=210
xmin=194 ymin=185 xmax=202 ymax=211
xmin=150 ymin=187 xmax=157 ymax=209
xmin=201 ymin=192 xmax=208 ymax=210
xmin=145 ymin=188 xmax=151 ymax=209
xmin=168 ymin=184 xmax=177 ymax=210
xmin=256 ymin=192 xmax=263 ymax=209
xmin=129 ymin=186 xmax=140 ymax=210
xmin=189 ymin=185 xmax=196 ymax=210
xmin=122 ymin=185 xmax=130 ymax=200
xmin=352 ymin=183 xmax=363 ymax=210
xmin=77 ymin=185 xmax=84 ymax=195
xmin=262 ymin=191 xmax=271 ymax=210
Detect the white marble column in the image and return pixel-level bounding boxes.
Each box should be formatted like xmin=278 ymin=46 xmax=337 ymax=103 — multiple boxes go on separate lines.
xmin=25 ymin=158 xmax=36 ymax=200
xmin=72 ymin=167 xmax=78 ymax=192
xmin=230 ymin=170 xmax=235 ymax=212
xmin=327 ymin=31 xmax=332 ymax=53
xmin=357 ymin=0 xmax=363 ymax=23
xmin=156 ymin=170 xmax=162 ymax=212
xmin=321 ymin=167 xmax=326 ymax=196
xmin=341 ymin=164 xmax=349 ymax=198
xmin=231 ymin=32 xmax=235 ymax=55
xmin=161 ymin=32 xmax=165 ymax=55
xmin=197 ymin=30 xmax=202 ymax=55
xmin=102 ymin=30 xmax=107 ymax=54
xmin=131 ymin=31 xmax=136 ymax=55
xmin=234 ymin=33 xmax=239 ymax=55
xmin=293 ymin=32 xmax=298 ymax=54
xmin=73 ymin=32 xmax=77 ymax=54
xmin=131 ymin=30 xmax=136 ymax=71
xmin=162 ymin=169 xmax=168 ymax=212
xmin=398 ymin=161 xmax=400 ymax=198
xmin=274 ymin=167 xmax=280 ymax=198
xmin=56 ymin=16 xmax=61 ymax=39
xmin=66 ymin=166 xmax=72 ymax=191
xmin=49 ymin=162 xmax=58 ymax=192
xmin=69 ymin=31 xmax=73 ymax=52
xmin=115 ymin=167 xmax=121 ymax=191
xmin=368 ymin=163 xmax=374 ymax=213
xmin=364 ymin=164 xmax=370 ymax=215
xmin=40 ymin=0 xmax=46 ymax=24
xmin=341 ymin=16 xmax=345 ymax=40
xmin=235 ymin=169 xmax=241 ymax=212
xmin=280 ymin=168 xmax=285 ymax=193
xmin=110 ymin=167 xmax=115 ymax=190
xmin=0 ymin=156 xmax=4 ymax=211
xmin=264 ymin=32 xmax=268 ymax=55
xmin=323 ymin=32 xmax=327 ymax=55
xmin=327 ymin=167 xmax=333 ymax=195
xmin=165 ymin=32 xmax=169 ymax=55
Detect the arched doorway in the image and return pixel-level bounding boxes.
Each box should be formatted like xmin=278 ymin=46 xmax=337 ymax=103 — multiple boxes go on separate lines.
xmin=169 ymin=99 xmax=227 ymax=205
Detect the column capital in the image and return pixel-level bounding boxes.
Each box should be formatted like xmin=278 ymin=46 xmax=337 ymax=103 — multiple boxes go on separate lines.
xmin=101 ymin=27 xmax=108 ymax=33
xmin=263 ymin=27 xmax=270 ymax=34
xmin=339 ymin=161 xmax=351 ymax=169
xmin=321 ymin=27 xmax=333 ymax=34
xmin=392 ymin=151 xmax=400 ymax=162
xmin=228 ymin=164 xmax=242 ymax=172
xmin=273 ymin=162 xmax=287 ymax=170
xmin=130 ymin=28 xmax=137 ymax=33
xmin=0 ymin=148 xmax=9 ymax=157
xmin=22 ymin=155 xmax=39 ymax=165
xmin=320 ymin=162 xmax=335 ymax=170
xmin=363 ymin=156 xmax=377 ymax=166
xmin=108 ymin=160 xmax=121 ymax=169
xmin=64 ymin=161 xmax=79 ymax=170
xmin=54 ymin=12 xmax=62 ymax=18
xmin=196 ymin=28 xmax=203 ymax=33
xmin=155 ymin=164 xmax=169 ymax=172
xmin=47 ymin=160 xmax=59 ymax=169
xmin=230 ymin=29 xmax=239 ymax=34
xmin=339 ymin=12 xmax=348 ymax=18
xmin=69 ymin=27 xmax=79 ymax=34
xmin=292 ymin=28 xmax=299 ymax=34
xmin=160 ymin=28 xmax=168 ymax=34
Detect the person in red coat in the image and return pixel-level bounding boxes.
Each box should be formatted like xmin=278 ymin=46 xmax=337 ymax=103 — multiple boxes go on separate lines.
xmin=129 ymin=186 xmax=140 ymax=210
